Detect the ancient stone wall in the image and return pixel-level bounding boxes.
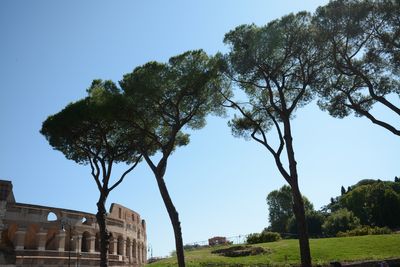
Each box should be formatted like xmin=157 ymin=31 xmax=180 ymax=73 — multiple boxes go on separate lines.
xmin=0 ymin=180 xmax=147 ymax=267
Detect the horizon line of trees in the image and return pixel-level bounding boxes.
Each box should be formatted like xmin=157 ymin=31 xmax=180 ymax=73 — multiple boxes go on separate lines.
xmin=39 ymin=0 xmax=399 ymax=266
xmin=263 ymin=177 xmax=400 ymax=239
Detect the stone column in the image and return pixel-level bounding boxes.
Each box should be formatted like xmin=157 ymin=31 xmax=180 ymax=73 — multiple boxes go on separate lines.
xmin=37 ymin=230 xmax=47 ymax=251
xmin=88 ymin=236 xmax=95 ymax=253
xmin=137 ymin=243 xmax=141 ymax=264
xmin=132 ymin=240 xmax=137 ymax=262
xmin=143 ymin=244 xmax=147 ymax=263
xmin=121 ymin=239 xmax=126 ymax=257
xmin=126 ymin=240 xmax=131 ymax=262
xmin=142 ymin=245 xmax=145 ymax=264
xmin=74 ymin=235 xmax=82 ymax=253
xmin=57 ymin=231 xmax=66 ymax=251
xmin=14 ymin=229 xmax=26 ymax=250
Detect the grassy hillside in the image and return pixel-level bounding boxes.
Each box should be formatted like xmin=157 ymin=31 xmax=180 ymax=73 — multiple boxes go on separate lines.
xmin=148 ymin=234 xmax=400 ymax=266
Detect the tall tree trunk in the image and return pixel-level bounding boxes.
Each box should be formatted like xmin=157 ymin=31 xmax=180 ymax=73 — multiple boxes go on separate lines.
xmin=155 ymin=172 xmax=186 ymax=267
xmin=283 ymin=118 xmax=312 ymax=267
xmin=96 ymin=194 xmax=110 ymax=267
xmin=291 ymin=182 xmax=312 ymax=267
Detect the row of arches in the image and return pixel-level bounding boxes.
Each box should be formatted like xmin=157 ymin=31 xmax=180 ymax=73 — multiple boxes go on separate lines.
xmin=1 ymin=224 xmax=146 ymax=263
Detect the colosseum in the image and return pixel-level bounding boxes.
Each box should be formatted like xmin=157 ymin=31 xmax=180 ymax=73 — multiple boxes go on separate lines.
xmin=0 ymin=180 xmax=147 ymax=267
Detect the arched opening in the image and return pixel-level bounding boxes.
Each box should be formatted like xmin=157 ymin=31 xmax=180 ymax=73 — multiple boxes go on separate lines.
xmin=81 ymin=231 xmax=90 ymax=252
xmin=24 ymin=224 xmax=39 ymax=250
xmin=63 ymin=227 xmax=74 ymax=251
xmin=117 ymin=236 xmax=123 ymax=255
xmin=126 ymin=237 xmax=131 ymax=258
xmin=45 ymin=228 xmax=58 ymax=250
xmin=0 ymin=226 xmax=16 ymax=264
xmin=47 ymin=212 xmax=58 ymax=221
xmin=94 ymin=232 xmax=100 ymax=252
xmin=108 ymin=234 xmax=114 ymax=255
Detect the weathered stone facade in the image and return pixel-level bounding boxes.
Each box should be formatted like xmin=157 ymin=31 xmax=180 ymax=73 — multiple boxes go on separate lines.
xmin=0 ymin=180 xmax=147 ymax=267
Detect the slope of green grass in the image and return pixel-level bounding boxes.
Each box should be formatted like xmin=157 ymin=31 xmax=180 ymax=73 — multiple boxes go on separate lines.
xmin=148 ymin=234 xmax=400 ymax=266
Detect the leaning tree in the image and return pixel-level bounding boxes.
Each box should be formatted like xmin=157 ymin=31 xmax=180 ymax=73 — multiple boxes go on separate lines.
xmin=313 ymin=0 xmax=400 ymax=136
xmin=222 ymin=12 xmax=325 ymax=267
xmin=119 ymin=50 xmax=229 ymax=267
xmin=41 ymin=80 xmax=144 ymax=267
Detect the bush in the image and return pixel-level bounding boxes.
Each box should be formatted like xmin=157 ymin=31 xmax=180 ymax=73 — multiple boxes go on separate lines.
xmin=246 ymin=231 xmax=281 ymax=244
xmin=337 ymin=226 xmax=392 ymax=237
xmin=322 ymin=208 xmax=361 ymax=236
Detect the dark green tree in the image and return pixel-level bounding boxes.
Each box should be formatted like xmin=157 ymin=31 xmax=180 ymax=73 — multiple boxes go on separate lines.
xmin=313 ymin=0 xmax=400 ymax=136
xmin=41 ymin=80 xmax=143 ymax=267
xmin=120 ymin=50 xmax=229 ymax=267
xmin=267 ymin=185 xmax=313 ymax=233
xmin=322 ymin=208 xmax=361 ymax=236
xmin=340 ymin=181 xmax=400 ymax=228
xmin=288 ymin=210 xmax=325 ymax=237
xmin=222 ymin=12 xmax=325 ymax=267
xmin=341 ymin=186 xmax=346 ymax=196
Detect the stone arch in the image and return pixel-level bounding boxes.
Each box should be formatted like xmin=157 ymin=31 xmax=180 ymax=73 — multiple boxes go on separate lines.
xmin=0 ymin=226 xmax=16 ymax=264
xmin=94 ymin=232 xmax=100 ymax=252
xmin=45 ymin=227 xmax=58 ymax=250
xmin=47 ymin=211 xmax=58 ymax=221
xmin=4 ymin=223 xmax=17 ymax=249
xmin=117 ymin=235 xmax=124 ymax=255
xmin=108 ymin=234 xmax=115 ymax=255
xmin=81 ymin=231 xmax=91 ymax=252
xmin=24 ymin=224 xmax=39 ymax=250
xmin=63 ymin=227 xmax=74 ymax=251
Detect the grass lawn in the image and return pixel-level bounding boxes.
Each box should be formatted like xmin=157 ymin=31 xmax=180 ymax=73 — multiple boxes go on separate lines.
xmin=148 ymin=234 xmax=400 ymax=266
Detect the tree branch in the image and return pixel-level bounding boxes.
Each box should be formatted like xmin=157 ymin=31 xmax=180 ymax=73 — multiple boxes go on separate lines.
xmin=109 ymin=155 xmax=143 ymax=192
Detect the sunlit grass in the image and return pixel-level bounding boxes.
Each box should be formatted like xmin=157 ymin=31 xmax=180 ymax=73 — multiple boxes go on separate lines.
xmin=148 ymin=234 xmax=400 ymax=266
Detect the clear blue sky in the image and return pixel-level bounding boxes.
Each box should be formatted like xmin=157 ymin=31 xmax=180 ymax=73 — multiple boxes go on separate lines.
xmin=1 ymin=0 xmax=399 ymax=258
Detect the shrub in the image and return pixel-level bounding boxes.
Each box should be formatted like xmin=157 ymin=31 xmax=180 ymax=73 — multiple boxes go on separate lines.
xmin=322 ymin=208 xmax=361 ymax=236
xmin=260 ymin=230 xmax=281 ymax=242
xmin=336 ymin=226 xmax=392 ymax=237
xmin=246 ymin=231 xmax=281 ymax=244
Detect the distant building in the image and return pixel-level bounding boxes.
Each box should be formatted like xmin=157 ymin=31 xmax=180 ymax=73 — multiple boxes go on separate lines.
xmin=0 ymin=180 xmax=146 ymax=266
xmin=208 ymin=236 xmax=229 ymax=246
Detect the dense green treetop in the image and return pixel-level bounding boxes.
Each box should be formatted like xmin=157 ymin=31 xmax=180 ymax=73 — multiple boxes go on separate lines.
xmin=313 ymin=0 xmax=400 ymax=135
xmin=120 ymin=49 xmax=230 ymax=158
xmin=41 ymin=80 xmax=142 ymax=168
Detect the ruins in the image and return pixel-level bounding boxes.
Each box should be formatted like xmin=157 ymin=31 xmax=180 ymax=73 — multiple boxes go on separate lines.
xmin=0 ymin=180 xmax=147 ymax=267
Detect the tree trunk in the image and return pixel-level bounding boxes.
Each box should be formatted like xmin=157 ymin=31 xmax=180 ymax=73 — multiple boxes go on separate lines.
xmin=155 ymin=172 xmax=186 ymax=267
xmin=291 ymin=182 xmax=312 ymax=267
xmin=96 ymin=194 xmax=110 ymax=267
xmin=283 ymin=118 xmax=312 ymax=267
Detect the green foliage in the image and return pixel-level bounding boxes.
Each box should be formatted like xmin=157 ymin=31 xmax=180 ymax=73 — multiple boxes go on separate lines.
xmin=337 ymin=226 xmax=392 ymax=237
xmin=313 ymin=0 xmax=400 ymax=135
xmin=224 ymin=12 xmax=325 ymax=140
xmin=246 ymin=231 xmax=281 ymax=244
xmin=288 ymin=210 xmax=325 ymax=237
xmin=340 ymin=181 xmax=400 ymax=228
xmin=322 ymin=208 xmax=361 ymax=236
xmin=120 ymin=50 xmax=230 ymax=154
xmin=266 ymin=185 xmax=314 ymax=233
xmin=41 ymin=80 xmax=142 ymax=165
